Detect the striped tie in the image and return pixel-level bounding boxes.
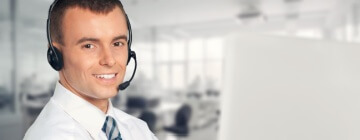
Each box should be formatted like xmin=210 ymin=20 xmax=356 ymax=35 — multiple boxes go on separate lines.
xmin=102 ymin=116 xmax=122 ymax=140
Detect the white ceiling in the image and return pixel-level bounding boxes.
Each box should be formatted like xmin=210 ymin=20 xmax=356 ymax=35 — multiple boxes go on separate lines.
xmin=1 ymin=0 xmax=359 ymax=43
xmin=121 ymin=0 xmax=357 ymax=41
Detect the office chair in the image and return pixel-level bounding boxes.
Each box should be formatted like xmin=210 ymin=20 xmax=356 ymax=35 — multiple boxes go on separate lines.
xmin=163 ymin=104 xmax=192 ymax=139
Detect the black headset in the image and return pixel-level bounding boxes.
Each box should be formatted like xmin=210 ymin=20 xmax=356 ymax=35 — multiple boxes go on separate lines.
xmin=46 ymin=0 xmax=137 ymax=90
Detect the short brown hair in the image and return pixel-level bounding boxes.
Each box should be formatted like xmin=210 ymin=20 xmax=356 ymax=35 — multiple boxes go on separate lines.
xmin=49 ymin=0 xmax=125 ymax=45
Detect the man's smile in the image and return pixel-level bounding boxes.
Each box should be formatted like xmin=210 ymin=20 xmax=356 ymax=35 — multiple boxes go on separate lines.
xmin=93 ymin=73 xmax=117 ymax=79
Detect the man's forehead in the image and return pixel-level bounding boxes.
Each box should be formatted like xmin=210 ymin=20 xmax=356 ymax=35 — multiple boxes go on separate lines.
xmin=61 ymin=6 xmax=128 ymax=45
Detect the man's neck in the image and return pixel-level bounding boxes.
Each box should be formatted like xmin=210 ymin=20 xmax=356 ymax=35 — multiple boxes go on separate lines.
xmin=59 ymin=80 xmax=109 ymax=113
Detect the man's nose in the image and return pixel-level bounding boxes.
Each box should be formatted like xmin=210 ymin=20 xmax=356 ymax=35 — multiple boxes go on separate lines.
xmin=99 ymin=47 xmax=116 ymax=67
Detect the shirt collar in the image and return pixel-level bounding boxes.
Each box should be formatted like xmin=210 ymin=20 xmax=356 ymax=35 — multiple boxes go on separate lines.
xmin=52 ymin=82 xmax=115 ymax=139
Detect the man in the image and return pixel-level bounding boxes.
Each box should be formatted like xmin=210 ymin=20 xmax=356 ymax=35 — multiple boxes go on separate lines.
xmin=24 ymin=0 xmax=158 ymax=139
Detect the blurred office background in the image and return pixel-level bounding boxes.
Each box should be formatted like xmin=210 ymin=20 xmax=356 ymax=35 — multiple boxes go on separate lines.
xmin=1 ymin=0 xmax=360 ymax=140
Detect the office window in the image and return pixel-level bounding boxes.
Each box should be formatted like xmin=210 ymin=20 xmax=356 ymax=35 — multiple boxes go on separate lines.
xmin=172 ymin=64 xmax=185 ymax=90
xmin=158 ymin=65 xmax=170 ymax=89
xmin=187 ymin=62 xmax=204 ymax=86
xmin=134 ymin=43 xmax=153 ymax=63
xmin=204 ymin=37 xmax=223 ymax=90
xmin=171 ymin=40 xmax=185 ymax=61
xmin=204 ymin=62 xmax=222 ymax=90
xmin=188 ymin=38 xmax=204 ymax=61
xmin=156 ymin=42 xmax=170 ymax=62
xmin=205 ymin=37 xmax=223 ymax=60
xmin=187 ymin=37 xmax=224 ymax=90
xmin=154 ymin=37 xmax=224 ymax=91
xmin=133 ymin=43 xmax=153 ymax=79
xmin=137 ymin=64 xmax=153 ymax=80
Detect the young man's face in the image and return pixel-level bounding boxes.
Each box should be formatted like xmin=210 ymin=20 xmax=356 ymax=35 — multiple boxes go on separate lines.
xmin=58 ymin=7 xmax=128 ymax=100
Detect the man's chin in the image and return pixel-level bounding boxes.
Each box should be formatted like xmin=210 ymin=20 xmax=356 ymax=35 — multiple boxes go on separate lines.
xmin=95 ymin=90 xmax=119 ymax=99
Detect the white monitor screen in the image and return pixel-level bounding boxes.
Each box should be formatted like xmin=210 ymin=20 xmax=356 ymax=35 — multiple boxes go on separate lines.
xmin=219 ymin=33 xmax=360 ymax=140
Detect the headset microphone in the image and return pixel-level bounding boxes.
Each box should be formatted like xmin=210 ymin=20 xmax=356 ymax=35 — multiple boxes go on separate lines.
xmin=118 ymin=50 xmax=137 ymax=91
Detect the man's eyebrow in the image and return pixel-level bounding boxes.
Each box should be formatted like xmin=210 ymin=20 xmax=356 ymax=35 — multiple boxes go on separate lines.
xmin=75 ymin=35 xmax=128 ymax=45
xmin=76 ymin=37 xmax=100 ymax=45
xmin=112 ymin=35 xmax=128 ymax=42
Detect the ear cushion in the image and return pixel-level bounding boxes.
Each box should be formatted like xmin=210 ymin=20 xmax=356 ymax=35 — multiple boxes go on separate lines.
xmin=47 ymin=47 xmax=63 ymax=71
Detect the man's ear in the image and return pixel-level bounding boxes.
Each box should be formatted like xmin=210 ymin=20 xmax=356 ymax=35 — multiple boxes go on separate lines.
xmin=48 ymin=42 xmax=62 ymax=52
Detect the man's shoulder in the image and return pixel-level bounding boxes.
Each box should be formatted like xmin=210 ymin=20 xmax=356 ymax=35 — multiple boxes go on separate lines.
xmin=112 ymin=108 xmax=158 ymax=140
xmin=112 ymin=108 xmax=144 ymax=122
xmin=112 ymin=108 xmax=150 ymax=128
xmin=24 ymin=99 xmax=88 ymax=140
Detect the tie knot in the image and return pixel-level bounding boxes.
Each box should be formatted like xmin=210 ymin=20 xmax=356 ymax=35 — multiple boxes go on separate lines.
xmin=102 ymin=116 xmax=122 ymax=140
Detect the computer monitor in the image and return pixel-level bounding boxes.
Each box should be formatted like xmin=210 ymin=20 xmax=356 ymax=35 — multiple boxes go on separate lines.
xmin=219 ymin=33 xmax=360 ymax=140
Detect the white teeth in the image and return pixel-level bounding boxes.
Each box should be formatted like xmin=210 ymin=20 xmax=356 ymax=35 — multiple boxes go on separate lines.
xmin=94 ymin=74 xmax=115 ymax=79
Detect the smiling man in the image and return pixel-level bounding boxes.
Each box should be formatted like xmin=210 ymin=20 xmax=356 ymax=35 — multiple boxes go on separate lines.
xmin=24 ymin=0 xmax=157 ymax=140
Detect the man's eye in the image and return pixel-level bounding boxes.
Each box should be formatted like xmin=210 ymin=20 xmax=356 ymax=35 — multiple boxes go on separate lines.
xmin=83 ymin=44 xmax=94 ymax=49
xmin=113 ymin=42 xmax=124 ymax=47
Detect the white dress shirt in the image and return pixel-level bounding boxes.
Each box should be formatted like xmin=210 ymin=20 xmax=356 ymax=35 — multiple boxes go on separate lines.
xmin=24 ymin=82 xmax=158 ymax=140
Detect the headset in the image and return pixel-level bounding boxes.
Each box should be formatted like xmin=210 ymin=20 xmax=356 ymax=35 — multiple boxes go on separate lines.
xmin=46 ymin=0 xmax=137 ymax=91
